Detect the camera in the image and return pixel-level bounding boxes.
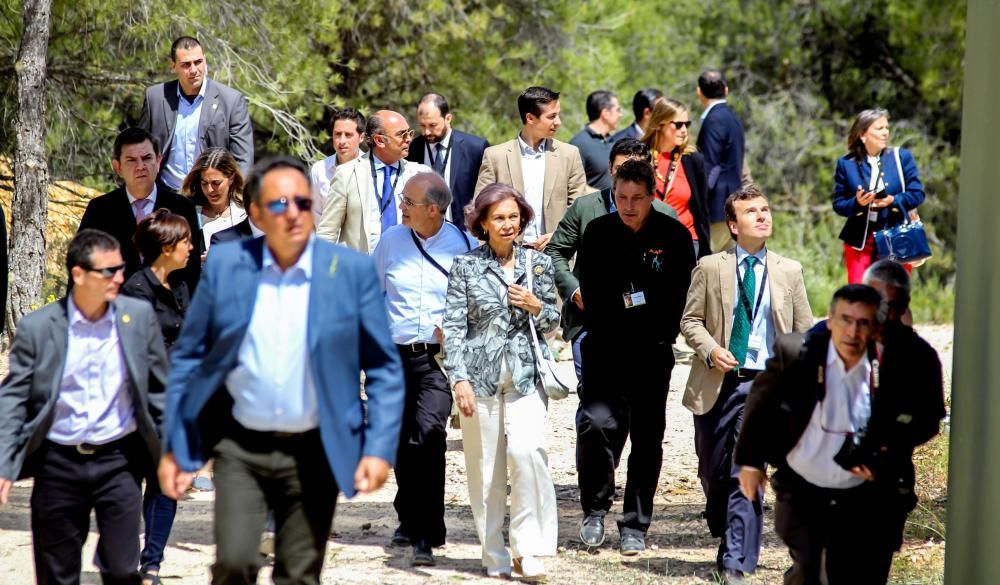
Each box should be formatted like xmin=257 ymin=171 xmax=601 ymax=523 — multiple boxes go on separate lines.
xmin=833 ymin=428 xmax=879 ymax=471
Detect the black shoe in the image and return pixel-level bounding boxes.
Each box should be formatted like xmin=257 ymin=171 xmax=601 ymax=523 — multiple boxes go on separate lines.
xmin=390 ymin=527 xmax=411 ymax=547
xmin=721 ymin=569 xmax=746 ymax=584
xmin=620 ymin=532 xmax=645 ymax=556
xmin=412 ymin=540 xmax=436 ymax=567
xmin=579 ymin=515 xmax=606 ymax=547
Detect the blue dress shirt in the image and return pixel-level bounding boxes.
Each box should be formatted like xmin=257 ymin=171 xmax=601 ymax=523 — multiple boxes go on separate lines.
xmin=733 ymin=245 xmax=773 ymax=370
xmin=161 ymin=82 xmax=207 ymax=190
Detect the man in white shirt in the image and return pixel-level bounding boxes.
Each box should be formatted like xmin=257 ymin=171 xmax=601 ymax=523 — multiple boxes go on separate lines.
xmin=373 ymin=172 xmax=476 ymax=566
xmin=310 ymin=108 xmax=365 ymax=219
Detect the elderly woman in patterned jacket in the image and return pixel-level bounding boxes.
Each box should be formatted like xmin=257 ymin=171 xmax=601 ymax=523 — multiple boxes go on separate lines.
xmin=442 ymin=183 xmax=560 ymax=581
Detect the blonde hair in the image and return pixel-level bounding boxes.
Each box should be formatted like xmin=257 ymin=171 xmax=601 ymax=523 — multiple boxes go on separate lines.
xmin=640 ymin=98 xmax=696 ymax=158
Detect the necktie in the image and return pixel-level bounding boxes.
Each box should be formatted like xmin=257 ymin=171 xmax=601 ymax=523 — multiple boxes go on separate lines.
xmin=132 ymin=198 xmax=152 ymax=223
xmin=728 ymin=256 xmax=757 ymax=367
xmin=433 ymin=143 xmax=447 ymax=175
xmin=380 ymin=165 xmax=396 ymax=233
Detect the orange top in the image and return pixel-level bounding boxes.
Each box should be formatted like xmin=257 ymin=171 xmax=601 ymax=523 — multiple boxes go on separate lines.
xmin=655 ymin=152 xmax=697 ymax=240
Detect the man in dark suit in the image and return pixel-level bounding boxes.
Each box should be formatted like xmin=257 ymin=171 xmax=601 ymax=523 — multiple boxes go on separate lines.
xmin=736 ymin=280 xmax=945 ymax=585
xmin=0 ymin=229 xmax=168 ymax=584
xmin=158 ymin=156 xmax=404 ymax=584
xmin=407 ymin=93 xmax=489 ymax=229
xmin=78 ymin=127 xmax=203 ymax=290
xmin=138 ymin=36 xmax=254 ymax=189
xmin=210 ymin=198 xmax=261 ymax=246
xmin=611 ymin=88 xmax=663 ymax=143
xmin=696 ymin=70 xmax=746 ymax=253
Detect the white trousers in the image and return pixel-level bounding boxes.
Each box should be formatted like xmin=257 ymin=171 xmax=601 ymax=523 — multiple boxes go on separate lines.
xmin=461 ymin=372 xmax=558 ymax=571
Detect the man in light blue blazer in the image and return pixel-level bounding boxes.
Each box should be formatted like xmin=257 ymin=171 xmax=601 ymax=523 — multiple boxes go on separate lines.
xmin=158 ymin=156 xmax=404 ymax=584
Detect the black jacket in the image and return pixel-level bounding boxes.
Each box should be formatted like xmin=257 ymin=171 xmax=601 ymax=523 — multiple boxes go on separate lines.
xmin=407 ymin=129 xmax=489 ymax=229
xmin=210 ymin=217 xmax=256 ymax=246
xmin=674 ymin=152 xmax=711 ymax=258
xmin=121 ymin=267 xmax=190 ymax=348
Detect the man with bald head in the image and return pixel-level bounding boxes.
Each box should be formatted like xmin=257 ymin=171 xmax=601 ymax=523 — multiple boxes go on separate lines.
xmin=317 ymin=110 xmax=433 ymax=253
xmin=407 ymin=93 xmax=489 ymax=229
xmin=374 ymin=172 xmax=477 ymax=565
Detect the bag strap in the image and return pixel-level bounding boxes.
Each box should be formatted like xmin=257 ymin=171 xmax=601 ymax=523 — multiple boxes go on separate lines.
xmin=524 ymin=249 xmax=545 ymax=351
xmin=891 ymin=147 xmax=911 ymax=224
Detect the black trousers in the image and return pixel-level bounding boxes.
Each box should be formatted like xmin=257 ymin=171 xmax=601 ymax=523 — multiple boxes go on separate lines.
xmin=772 ymin=468 xmax=904 ymax=585
xmin=31 ymin=435 xmax=145 ymax=585
xmin=392 ymin=344 xmax=452 ymax=547
xmin=211 ymin=422 xmax=338 ymax=585
xmin=577 ymin=338 xmax=672 ymax=533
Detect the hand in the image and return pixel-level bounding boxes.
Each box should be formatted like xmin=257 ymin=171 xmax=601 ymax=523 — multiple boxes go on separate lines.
xmin=527 ymin=232 xmax=553 ymax=251
xmin=434 ymin=326 xmax=444 ymax=344
xmin=158 ymin=453 xmax=193 ymax=500
xmin=738 ymin=466 xmax=768 ymax=501
xmin=850 ymin=465 xmax=875 ymax=481
xmin=871 ymin=194 xmax=895 ymax=209
xmin=454 ymin=380 xmax=476 ymax=417
xmin=0 ymin=478 xmax=12 ymax=507
xmin=854 ymin=185 xmax=876 ymax=207
xmin=508 ymin=283 xmax=542 ymax=316
xmin=200 ymin=251 xmax=208 ymax=266
xmin=710 ymin=346 xmax=740 ymax=372
xmin=354 ymin=456 xmax=391 ymax=494
xmin=572 ymin=289 xmax=585 ymax=311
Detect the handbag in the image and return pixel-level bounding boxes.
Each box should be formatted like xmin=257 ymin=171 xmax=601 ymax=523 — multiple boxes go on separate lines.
xmin=524 ymin=249 xmax=570 ymax=400
xmin=873 ymin=148 xmax=932 ymax=265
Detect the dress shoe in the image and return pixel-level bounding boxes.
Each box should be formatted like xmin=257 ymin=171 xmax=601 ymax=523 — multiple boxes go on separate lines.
xmin=411 ymin=540 xmax=435 ymax=567
xmin=579 ymin=515 xmax=606 ymax=547
xmin=620 ymin=532 xmax=645 ymax=556
xmin=512 ymin=556 xmax=546 ymax=581
xmin=721 ymin=569 xmax=746 ymax=584
xmin=390 ymin=527 xmax=411 ymax=547
xmin=485 ymin=566 xmax=512 ymax=579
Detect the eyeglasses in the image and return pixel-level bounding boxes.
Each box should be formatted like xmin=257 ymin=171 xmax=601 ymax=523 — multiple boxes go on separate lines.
xmin=85 ymin=263 xmax=126 ymax=278
xmin=668 ymin=121 xmax=692 ymax=129
xmin=200 ymin=178 xmax=228 ymax=190
xmin=264 ymin=196 xmax=313 ymax=215
xmin=402 ymin=196 xmax=432 ymax=208
xmin=380 ymin=128 xmax=416 ymax=141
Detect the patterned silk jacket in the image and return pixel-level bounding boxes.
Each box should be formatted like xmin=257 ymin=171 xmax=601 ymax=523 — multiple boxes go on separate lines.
xmin=442 ymin=244 xmax=560 ymax=397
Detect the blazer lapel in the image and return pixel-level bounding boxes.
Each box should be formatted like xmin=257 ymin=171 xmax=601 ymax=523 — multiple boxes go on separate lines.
xmin=448 ymin=133 xmax=464 ymax=193
xmin=307 ymin=243 xmax=334 ymax=352
xmin=719 ymin=250 xmax=736 ymax=345
xmin=357 ymin=155 xmax=374 ymax=249
xmin=47 ymin=301 xmax=71 ymax=399
xmin=505 ymin=141 xmax=525 ymax=194
xmin=767 ymin=252 xmax=788 ymax=333
xmin=542 ymin=142 xmax=559 ymax=222
xmin=111 ymin=298 xmax=143 ymax=399
xmin=197 ymin=79 xmax=220 ymax=146
xmin=164 ymin=81 xmax=180 ymax=147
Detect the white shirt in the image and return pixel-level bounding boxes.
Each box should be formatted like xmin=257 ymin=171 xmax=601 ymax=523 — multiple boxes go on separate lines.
xmin=866 ymin=154 xmax=886 ymax=193
xmin=517 ymin=133 xmax=547 ymax=240
xmin=733 ymin=246 xmax=773 ymax=370
xmin=373 ymin=222 xmax=477 ymax=344
xmin=225 ymin=237 xmax=318 ymax=432
xmin=200 ymin=200 xmax=248 ymax=250
xmin=425 ymin=132 xmax=454 ymax=221
xmin=126 ymin=184 xmax=159 ymax=219
xmin=310 ymin=154 xmax=339 ymax=220
xmin=786 ymin=340 xmax=873 ymax=489
xmin=162 ymin=81 xmax=208 ymax=190
xmin=368 ymin=155 xmax=403 ymax=252
xmin=47 ymin=297 xmax=136 ymax=445
xmin=700 ymin=98 xmax=727 ymax=121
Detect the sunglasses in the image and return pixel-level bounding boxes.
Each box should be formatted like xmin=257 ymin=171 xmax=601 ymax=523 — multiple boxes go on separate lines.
xmin=264 ymin=196 xmax=313 ymax=215
xmin=381 ymin=128 xmax=416 ymax=141
xmin=667 ymin=121 xmax=692 ymax=129
xmin=86 ymin=263 xmax=126 ymax=278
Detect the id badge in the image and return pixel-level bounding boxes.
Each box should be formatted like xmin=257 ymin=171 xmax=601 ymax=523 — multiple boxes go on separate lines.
xmin=868 ymin=210 xmax=879 ymax=222
xmin=622 ymin=290 xmax=647 ymax=309
xmin=747 ymin=334 xmax=763 ymax=352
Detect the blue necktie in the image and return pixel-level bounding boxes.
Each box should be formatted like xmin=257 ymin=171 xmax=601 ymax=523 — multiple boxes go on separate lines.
xmin=380 ymin=165 xmax=396 ymax=233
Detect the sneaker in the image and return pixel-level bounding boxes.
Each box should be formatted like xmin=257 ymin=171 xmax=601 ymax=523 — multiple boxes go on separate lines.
xmin=411 ymin=540 xmax=435 ymax=567
xmin=513 ymin=556 xmax=546 ymax=581
xmin=390 ymin=527 xmax=411 ymax=547
xmin=620 ymin=532 xmax=645 ymax=556
xmin=485 ymin=566 xmax=512 ymax=579
xmin=259 ymin=531 xmax=275 ymax=556
xmin=579 ymin=515 xmax=606 ymax=547
xmin=191 ymin=475 xmax=214 ymax=492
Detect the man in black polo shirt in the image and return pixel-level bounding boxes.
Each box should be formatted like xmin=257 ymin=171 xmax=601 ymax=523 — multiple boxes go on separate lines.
xmin=576 ymin=159 xmax=695 ymax=554
xmin=569 ymin=90 xmax=623 ymax=192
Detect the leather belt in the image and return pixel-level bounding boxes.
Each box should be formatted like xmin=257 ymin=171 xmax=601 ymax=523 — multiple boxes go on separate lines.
xmin=733 ymin=368 xmax=763 ymax=380
xmin=397 ymin=343 xmax=440 ymax=355
xmin=47 ymin=434 xmax=133 ymax=456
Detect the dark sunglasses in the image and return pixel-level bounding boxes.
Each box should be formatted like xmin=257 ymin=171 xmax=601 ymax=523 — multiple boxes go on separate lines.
xmin=86 ymin=263 xmax=126 ymax=278
xmin=264 ymin=196 xmax=313 ymax=215
xmin=668 ymin=121 xmax=692 ymax=129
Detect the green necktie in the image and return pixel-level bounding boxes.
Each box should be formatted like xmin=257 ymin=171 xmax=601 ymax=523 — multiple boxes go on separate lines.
xmin=729 ymin=256 xmax=757 ymax=367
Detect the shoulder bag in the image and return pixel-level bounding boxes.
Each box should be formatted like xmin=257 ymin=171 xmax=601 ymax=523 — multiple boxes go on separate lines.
xmin=873 ymin=148 xmax=932 ymax=266
xmin=524 ymin=249 xmax=570 ymax=400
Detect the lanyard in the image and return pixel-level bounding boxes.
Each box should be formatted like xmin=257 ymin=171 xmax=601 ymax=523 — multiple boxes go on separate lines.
xmin=736 ymin=258 xmax=768 ymax=324
xmin=409 ymin=222 xmax=471 ymax=278
xmin=655 ymin=149 xmax=681 ymax=200
xmin=369 ymin=156 xmax=401 ymax=214
xmin=428 ymin=139 xmax=452 ymax=173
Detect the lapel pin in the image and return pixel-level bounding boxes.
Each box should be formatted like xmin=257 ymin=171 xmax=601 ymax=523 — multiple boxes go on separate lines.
xmin=329 ymin=256 xmax=339 ymax=277
xmin=533 ymin=265 xmax=544 ymax=276
xmin=122 ymin=314 xmax=131 ymax=324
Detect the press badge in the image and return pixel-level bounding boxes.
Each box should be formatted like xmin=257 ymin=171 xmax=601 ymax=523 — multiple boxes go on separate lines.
xmin=747 ymin=334 xmax=763 ymax=352
xmin=868 ymin=210 xmax=879 ymax=222
xmin=623 ymin=290 xmax=647 ymax=309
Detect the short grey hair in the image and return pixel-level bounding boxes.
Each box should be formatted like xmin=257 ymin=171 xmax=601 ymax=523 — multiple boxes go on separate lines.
xmin=409 ymin=172 xmax=452 ymax=212
xmin=863 ymin=259 xmax=911 ymax=309
xmin=365 ymin=113 xmax=385 ymax=149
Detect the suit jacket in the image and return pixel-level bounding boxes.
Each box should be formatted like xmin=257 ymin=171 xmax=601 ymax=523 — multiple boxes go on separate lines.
xmin=407 ymin=129 xmax=489 ymax=229
xmin=316 ymin=152 xmax=432 ymax=254
xmin=0 ymin=205 xmax=7 ymax=336
xmin=681 ymin=248 xmax=814 ymax=415
xmin=210 ymin=217 xmax=256 ymax=246
xmin=138 ymin=78 xmax=255 ymax=178
xmin=611 ymin=123 xmax=642 ymax=143
xmin=442 ymin=244 xmax=560 ymax=397
xmin=832 ymin=147 xmax=925 ymax=249
xmin=0 ymin=296 xmax=168 ymax=481
xmin=676 ymin=152 xmax=712 ymax=256
xmin=474 ymin=138 xmax=588 ymax=232
xmin=547 ymin=188 xmax=677 ymax=342
xmin=163 ymin=237 xmax=404 ymax=498
xmin=78 ymin=184 xmax=203 ymax=290
xmin=696 ymin=103 xmax=745 ymax=223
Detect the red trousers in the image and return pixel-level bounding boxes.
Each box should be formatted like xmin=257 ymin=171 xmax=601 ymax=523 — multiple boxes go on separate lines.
xmin=844 ymin=237 xmax=912 ymax=284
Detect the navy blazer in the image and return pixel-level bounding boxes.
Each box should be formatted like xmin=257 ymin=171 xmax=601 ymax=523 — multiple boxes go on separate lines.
xmin=163 ymin=237 xmax=404 ymax=498
xmin=832 ymin=147 xmax=925 ymax=249
xmin=696 ymin=103 xmax=746 ymax=223
xmin=611 ymin=123 xmax=641 ymax=143
xmin=407 ymin=129 xmax=489 ymax=229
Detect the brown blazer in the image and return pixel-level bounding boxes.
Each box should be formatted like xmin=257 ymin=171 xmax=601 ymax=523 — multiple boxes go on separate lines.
xmin=681 ymin=248 xmax=814 ymax=415
xmin=474 ymin=137 xmax=588 ymax=233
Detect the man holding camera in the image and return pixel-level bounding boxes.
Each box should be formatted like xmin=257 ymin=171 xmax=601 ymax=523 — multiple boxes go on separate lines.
xmin=735 ymin=279 xmax=945 ymax=585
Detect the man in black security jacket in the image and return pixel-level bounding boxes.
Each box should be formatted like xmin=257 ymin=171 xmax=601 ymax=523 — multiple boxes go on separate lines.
xmin=576 ymin=159 xmax=695 ymax=554
xmin=735 ymin=279 xmax=944 ymax=585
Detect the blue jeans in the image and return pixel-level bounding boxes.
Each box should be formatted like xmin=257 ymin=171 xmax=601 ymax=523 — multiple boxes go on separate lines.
xmin=141 ymin=481 xmax=178 ymax=573
xmin=572 ymin=330 xmax=587 ymax=392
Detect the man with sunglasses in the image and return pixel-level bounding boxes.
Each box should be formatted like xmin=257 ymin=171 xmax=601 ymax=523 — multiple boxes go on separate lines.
xmin=0 ymin=229 xmax=168 ymax=584
xmin=317 ymin=110 xmax=432 ymax=254
xmin=159 ymin=156 xmax=404 ymax=584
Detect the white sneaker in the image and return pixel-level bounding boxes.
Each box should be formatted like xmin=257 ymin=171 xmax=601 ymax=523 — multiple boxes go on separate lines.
xmin=513 ymin=556 xmax=546 ymax=581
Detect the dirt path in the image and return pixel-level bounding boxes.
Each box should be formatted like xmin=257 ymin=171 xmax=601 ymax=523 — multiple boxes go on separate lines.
xmin=0 ymin=325 xmax=953 ymax=584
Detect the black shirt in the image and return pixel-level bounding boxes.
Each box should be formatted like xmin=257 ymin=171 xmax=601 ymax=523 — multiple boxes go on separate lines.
xmin=578 ymin=210 xmax=695 ymax=346
xmin=121 ymin=267 xmax=191 ymax=348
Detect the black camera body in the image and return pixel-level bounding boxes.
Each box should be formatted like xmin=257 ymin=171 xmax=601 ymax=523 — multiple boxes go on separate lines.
xmin=833 ymin=428 xmax=880 ymax=471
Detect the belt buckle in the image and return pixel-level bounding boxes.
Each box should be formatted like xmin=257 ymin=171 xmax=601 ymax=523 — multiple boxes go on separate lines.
xmin=411 ymin=343 xmax=426 ymax=352
xmin=76 ymin=444 xmax=95 ymax=455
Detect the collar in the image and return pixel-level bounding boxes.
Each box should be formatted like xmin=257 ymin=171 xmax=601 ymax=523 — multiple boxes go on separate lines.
xmin=700 ymin=99 xmax=727 ymax=121
xmin=584 ymin=125 xmax=610 ymax=141
xmin=413 ymin=220 xmax=449 ymax=245
xmin=373 ymin=153 xmax=400 ymax=172
xmin=68 ymin=293 xmax=114 ymax=327
xmin=248 ymin=218 xmax=264 ymax=238
xmin=826 ymin=339 xmax=872 ymax=381
xmin=517 ymin=133 xmax=549 ymax=158
xmin=633 ymin=122 xmax=644 ymax=136
xmin=176 ymin=77 xmax=208 ymax=101
xmin=126 ymin=184 xmax=158 ymax=207
xmin=735 ymin=244 xmax=767 ymax=266
xmin=262 ymin=235 xmax=315 ymax=278
xmin=432 ymin=130 xmax=453 ymax=149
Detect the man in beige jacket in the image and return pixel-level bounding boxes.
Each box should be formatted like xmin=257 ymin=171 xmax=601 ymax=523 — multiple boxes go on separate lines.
xmin=475 ymin=86 xmax=588 ymax=251
xmin=680 ymin=185 xmax=813 ymax=584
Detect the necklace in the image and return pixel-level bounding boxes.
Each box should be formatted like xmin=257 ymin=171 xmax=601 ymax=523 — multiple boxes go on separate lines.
xmin=493 ymin=246 xmax=515 ymax=264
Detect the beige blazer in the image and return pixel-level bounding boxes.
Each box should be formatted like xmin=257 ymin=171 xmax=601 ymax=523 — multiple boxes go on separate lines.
xmin=474 ymin=138 xmax=588 ymax=232
xmin=681 ymin=248 xmax=814 ymax=415
xmin=316 ymin=152 xmax=432 ymax=253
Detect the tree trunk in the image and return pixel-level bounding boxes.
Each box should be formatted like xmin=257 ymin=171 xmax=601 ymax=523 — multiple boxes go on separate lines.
xmin=6 ymin=0 xmax=53 ymax=340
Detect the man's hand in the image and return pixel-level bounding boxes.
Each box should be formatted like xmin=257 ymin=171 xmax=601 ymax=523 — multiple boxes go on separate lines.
xmin=738 ymin=466 xmax=768 ymax=501
xmin=434 ymin=326 xmax=444 ymax=344
xmin=0 ymin=478 xmax=12 ymax=507
xmin=850 ymin=465 xmax=875 ymax=481
xmin=710 ymin=346 xmax=740 ymax=372
xmin=158 ymin=453 xmax=193 ymax=500
xmin=572 ymin=289 xmax=585 ymax=311
xmin=354 ymin=456 xmax=391 ymax=494
xmin=527 ymin=232 xmax=553 ymax=251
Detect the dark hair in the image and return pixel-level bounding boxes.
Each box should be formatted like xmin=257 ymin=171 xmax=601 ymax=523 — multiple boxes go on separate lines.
xmin=464 ymin=183 xmax=535 ymax=241
xmin=585 ymin=90 xmax=617 ymax=122
xmin=609 ymin=138 xmax=651 ymax=165
xmin=244 ymin=156 xmax=311 ymax=206
xmin=723 ymin=185 xmax=770 ymax=240
xmin=331 ymin=107 xmax=367 ymax=135
xmin=133 ymin=209 xmax=193 ymax=266
xmin=114 ymin=127 xmax=159 ymax=160
xmin=829 ymin=284 xmax=886 ymax=326
xmin=418 ymin=93 xmax=450 ymax=117
xmin=66 ymin=229 xmax=120 ymax=273
xmin=698 ymin=69 xmax=728 ymax=100
xmin=517 ymin=86 xmax=560 ymax=124
xmin=181 ymin=147 xmax=245 ymax=207
xmin=632 ymin=88 xmax=663 ymax=122
xmin=170 ymin=36 xmax=202 ymax=61
xmin=847 ymin=108 xmax=890 ymax=161
xmin=863 ymin=259 xmax=911 ymax=313
xmin=613 ymin=159 xmax=655 ymax=196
